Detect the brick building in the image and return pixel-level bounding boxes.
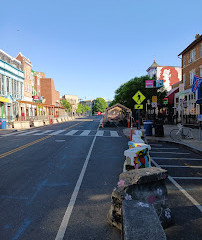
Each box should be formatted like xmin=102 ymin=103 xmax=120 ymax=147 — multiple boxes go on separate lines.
xmin=177 ymin=34 xmax=202 ymax=119
xmin=40 ymin=78 xmax=60 ymax=106
xmin=16 ymin=52 xmax=34 ymax=118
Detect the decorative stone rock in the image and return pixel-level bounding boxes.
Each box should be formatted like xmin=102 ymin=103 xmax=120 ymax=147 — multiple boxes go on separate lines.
xmin=122 ymin=200 xmax=166 ymax=240
xmin=107 ymin=167 xmax=172 ymax=231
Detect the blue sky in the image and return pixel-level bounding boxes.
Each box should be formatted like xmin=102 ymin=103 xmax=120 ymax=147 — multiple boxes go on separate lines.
xmin=0 ymin=0 xmax=201 ymax=100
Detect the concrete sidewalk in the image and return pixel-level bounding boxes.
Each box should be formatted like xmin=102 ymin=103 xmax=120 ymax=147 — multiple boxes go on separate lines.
xmin=123 ymin=125 xmax=202 ymax=154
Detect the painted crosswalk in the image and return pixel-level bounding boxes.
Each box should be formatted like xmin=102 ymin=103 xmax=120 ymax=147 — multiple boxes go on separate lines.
xmin=1 ymin=130 xmax=121 ymax=138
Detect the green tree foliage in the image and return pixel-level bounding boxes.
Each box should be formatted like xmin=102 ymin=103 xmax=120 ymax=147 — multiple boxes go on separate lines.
xmin=60 ymin=99 xmax=72 ymax=112
xmin=93 ymin=98 xmax=108 ymax=113
xmin=76 ymin=103 xmax=90 ymax=114
xmin=111 ymin=75 xmax=167 ymax=112
xmin=76 ymin=104 xmax=83 ymax=114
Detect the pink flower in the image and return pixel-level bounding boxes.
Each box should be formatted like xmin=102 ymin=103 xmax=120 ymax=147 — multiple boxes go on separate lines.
xmin=118 ymin=179 xmax=125 ymax=187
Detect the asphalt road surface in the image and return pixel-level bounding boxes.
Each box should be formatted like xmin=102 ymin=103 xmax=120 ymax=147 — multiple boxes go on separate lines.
xmin=0 ymin=116 xmax=128 ymax=240
xmin=149 ymin=141 xmax=202 ymax=240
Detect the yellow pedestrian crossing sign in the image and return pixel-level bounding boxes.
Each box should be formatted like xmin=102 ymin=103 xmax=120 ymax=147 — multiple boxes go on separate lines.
xmin=132 ymin=91 xmax=146 ymax=104
xmin=135 ymin=104 xmax=143 ymax=109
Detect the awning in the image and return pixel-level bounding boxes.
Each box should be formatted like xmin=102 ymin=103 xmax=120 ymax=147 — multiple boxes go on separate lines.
xmin=196 ymin=98 xmax=202 ymax=104
xmin=0 ymin=96 xmax=9 ymax=103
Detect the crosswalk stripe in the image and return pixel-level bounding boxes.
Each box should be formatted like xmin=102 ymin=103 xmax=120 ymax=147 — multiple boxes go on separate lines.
xmin=110 ymin=131 xmax=119 ymax=137
xmin=34 ymin=130 xmax=54 ymax=135
xmin=49 ymin=130 xmax=66 ymax=135
xmin=80 ymin=130 xmax=91 ymax=136
xmin=65 ymin=130 xmax=79 ymax=135
xmin=18 ymin=130 xmax=41 ymax=136
xmin=1 ymin=131 xmax=26 ymax=137
xmin=96 ymin=131 xmax=104 ymax=136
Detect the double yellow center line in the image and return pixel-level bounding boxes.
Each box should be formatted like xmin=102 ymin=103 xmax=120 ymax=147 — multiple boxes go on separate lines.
xmin=0 ymin=121 xmax=86 ymax=159
xmin=0 ymin=136 xmax=51 ymax=159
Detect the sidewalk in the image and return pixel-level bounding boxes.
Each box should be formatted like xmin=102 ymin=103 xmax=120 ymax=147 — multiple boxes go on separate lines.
xmin=123 ymin=125 xmax=202 ymax=154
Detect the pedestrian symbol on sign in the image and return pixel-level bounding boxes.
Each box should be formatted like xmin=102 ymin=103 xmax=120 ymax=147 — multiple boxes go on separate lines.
xmin=132 ymin=91 xmax=146 ymax=104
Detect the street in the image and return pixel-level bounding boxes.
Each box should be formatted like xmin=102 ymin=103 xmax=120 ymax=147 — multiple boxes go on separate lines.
xmin=0 ymin=116 xmax=127 ymax=240
xmin=150 ymin=142 xmax=202 ymax=240
xmin=1 ymin=118 xmax=202 ymax=240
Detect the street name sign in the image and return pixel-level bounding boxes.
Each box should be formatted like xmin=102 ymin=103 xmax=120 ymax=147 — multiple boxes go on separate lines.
xmin=135 ymin=104 xmax=143 ymax=109
xmin=132 ymin=91 xmax=146 ymax=104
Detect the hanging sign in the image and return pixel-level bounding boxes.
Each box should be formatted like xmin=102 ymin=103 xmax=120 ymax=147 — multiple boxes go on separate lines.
xmin=145 ymin=80 xmax=154 ymax=88
xmin=156 ymin=80 xmax=163 ymax=88
xmin=152 ymin=96 xmax=157 ymax=103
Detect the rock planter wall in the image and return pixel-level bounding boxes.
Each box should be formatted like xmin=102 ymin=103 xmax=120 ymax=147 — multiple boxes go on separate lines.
xmin=107 ymin=167 xmax=172 ymax=231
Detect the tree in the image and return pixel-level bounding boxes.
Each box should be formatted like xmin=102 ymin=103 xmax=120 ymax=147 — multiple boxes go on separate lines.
xmin=93 ymin=98 xmax=108 ymax=113
xmin=61 ymin=99 xmax=72 ymax=112
xmin=76 ymin=103 xmax=90 ymax=114
xmin=76 ymin=104 xmax=83 ymax=114
xmin=110 ymin=75 xmax=167 ymax=114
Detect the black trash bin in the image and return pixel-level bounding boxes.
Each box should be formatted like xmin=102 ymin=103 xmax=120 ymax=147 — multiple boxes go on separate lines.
xmin=154 ymin=119 xmax=164 ymax=137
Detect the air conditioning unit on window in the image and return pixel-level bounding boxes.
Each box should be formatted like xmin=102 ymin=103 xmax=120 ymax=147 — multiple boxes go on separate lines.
xmin=188 ymin=59 xmax=192 ymax=64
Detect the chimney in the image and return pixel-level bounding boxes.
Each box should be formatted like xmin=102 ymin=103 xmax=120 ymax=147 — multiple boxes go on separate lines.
xmin=195 ymin=34 xmax=200 ymax=39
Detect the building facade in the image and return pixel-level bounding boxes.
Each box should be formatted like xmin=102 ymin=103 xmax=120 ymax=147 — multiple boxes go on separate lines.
xmin=0 ymin=49 xmax=24 ymax=121
xmin=16 ymin=52 xmax=34 ymax=118
xmin=147 ymin=60 xmax=182 ymax=92
xmin=178 ymin=34 xmax=202 ymax=119
xmin=63 ymin=95 xmax=79 ymax=114
xmin=40 ymin=78 xmax=60 ymax=106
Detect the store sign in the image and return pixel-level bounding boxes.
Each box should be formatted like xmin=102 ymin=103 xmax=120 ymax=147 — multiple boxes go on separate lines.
xmin=0 ymin=96 xmax=9 ymax=103
xmin=163 ymin=98 xmax=168 ymax=105
xmin=156 ymin=80 xmax=163 ymax=88
xmin=145 ymin=80 xmax=154 ymax=88
xmin=152 ymin=96 xmax=157 ymax=103
xmin=34 ymin=96 xmax=39 ymax=100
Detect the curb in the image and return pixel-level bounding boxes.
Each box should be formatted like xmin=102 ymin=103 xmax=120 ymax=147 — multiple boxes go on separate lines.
xmin=121 ymin=128 xmax=202 ymax=155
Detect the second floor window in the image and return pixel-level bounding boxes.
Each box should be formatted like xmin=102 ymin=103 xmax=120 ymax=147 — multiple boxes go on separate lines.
xmin=183 ymin=73 xmax=186 ymax=84
xmin=190 ymin=70 xmax=195 ymax=85
xmin=189 ymin=49 xmax=196 ymax=63
xmin=183 ymin=56 xmax=186 ymax=67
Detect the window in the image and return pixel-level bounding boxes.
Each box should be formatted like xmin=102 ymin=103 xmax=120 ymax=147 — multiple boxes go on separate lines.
xmin=183 ymin=73 xmax=186 ymax=84
xmin=37 ymin=78 xmax=40 ymax=86
xmin=7 ymin=78 xmax=9 ymax=93
xmin=200 ymin=66 xmax=202 ymax=77
xmin=200 ymin=43 xmax=202 ymax=57
xmin=190 ymin=69 xmax=195 ymax=85
xmin=189 ymin=49 xmax=196 ymax=63
xmin=183 ymin=56 xmax=186 ymax=67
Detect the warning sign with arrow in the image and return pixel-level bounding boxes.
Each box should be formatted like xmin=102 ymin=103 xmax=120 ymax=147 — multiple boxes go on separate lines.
xmin=135 ymin=104 xmax=143 ymax=109
xmin=132 ymin=91 xmax=146 ymax=104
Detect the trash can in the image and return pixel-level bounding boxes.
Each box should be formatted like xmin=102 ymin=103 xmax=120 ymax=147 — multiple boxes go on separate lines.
xmin=154 ymin=120 xmax=164 ymax=137
xmin=143 ymin=120 xmax=153 ymax=136
xmin=0 ymin=118 xmax=7 ymax=129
